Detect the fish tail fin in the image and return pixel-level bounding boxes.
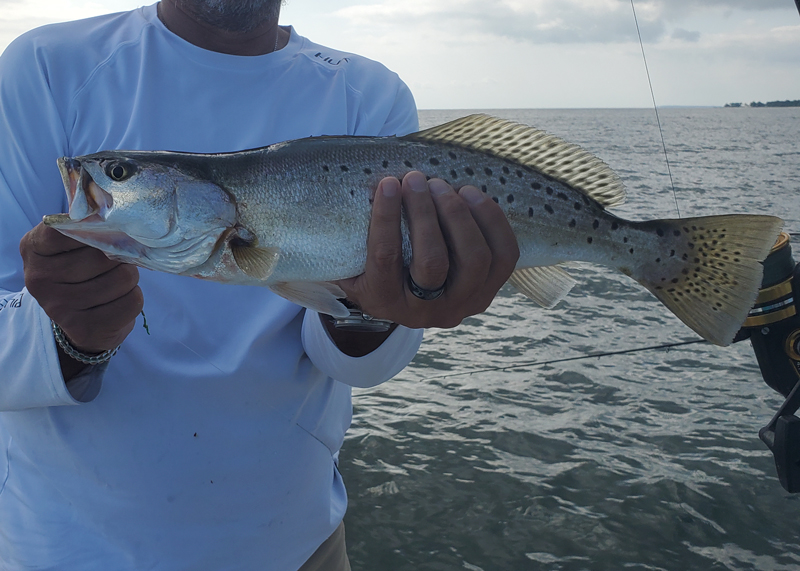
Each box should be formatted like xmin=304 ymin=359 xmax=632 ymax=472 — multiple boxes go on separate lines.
xmin=629 ymin=215 xmax=783 ymax=346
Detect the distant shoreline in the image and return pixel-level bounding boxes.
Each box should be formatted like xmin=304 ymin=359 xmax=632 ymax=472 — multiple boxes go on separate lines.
xmin=724 ymin=100 xmax=800 ymax=108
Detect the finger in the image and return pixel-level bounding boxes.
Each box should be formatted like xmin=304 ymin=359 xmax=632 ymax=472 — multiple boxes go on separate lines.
xmin=35 ymin=247 xmax=122 ymax=285
xmin=63 ymin=286 xmax=144 ymax=352
xmin=362 ymin=177 xmax=404 ymax=293
xmin=458 ymin=185 xmax=520 ymax=307
xmin=23 ymin=223 xmax=88 ymax=257
xmin=427 ymin=180 xmax=492 ymax=299
xmin=402 ymin=172 xmax=449 ymax=290
xmin=58 ymin=264 xmax=140 ymax=311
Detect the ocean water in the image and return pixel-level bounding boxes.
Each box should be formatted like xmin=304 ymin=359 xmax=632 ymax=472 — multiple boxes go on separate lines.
xmin=340 ymin=108 xmax=800 ymax=571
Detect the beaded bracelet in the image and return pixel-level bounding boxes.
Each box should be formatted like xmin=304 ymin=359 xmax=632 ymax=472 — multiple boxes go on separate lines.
xmin=51 ymin=320 xmax=119 ymax=366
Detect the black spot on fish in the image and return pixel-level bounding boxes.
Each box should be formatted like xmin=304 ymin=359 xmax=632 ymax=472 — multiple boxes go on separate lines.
xmin=429 ymin=158 xmax=440 ymax=166
xmin=546 ymin=187 xmax=554 ymax=195
xmin=425 ymin=175 xmax=431 ymax=181
xmin=350 ymin=189 xmax=354 ymax=196
xmin=629 ymin=248 xmax=634 ymax=254
xmin=592 ymin=220 xmax=599 ymax=230
xmin=574 ymin=202 xmax=582 ymax=211
xmin=450 ymin=169 xmax=457 ymax=178
xmin=448 ymin=151 xmax=457 ymax=160
xmin=465 ymin=167 xmax=474 ymax=176
xmin=322 ymin=165 xmax=329 ymax=172
xmin=484 ymin=167 xmax=493 ymax=176
xmin=492 ymin=196 xmax=499 ymax=203
xmin=670 ymin=250 xmax=675 ymax=256
xmin=502 ymin=166 xmax=510 ymax=174
xmin=687 ymin=242 xmax=694 ymax=249
xmin=545 ymin=204 xmax=554 ymax=214
xmin=481 ymin=185 xmax=487 ymax=193
xmin=587 ymin=237 xmax=593 ymax=244
xmin=672 ymin=278 xmax=679 ymax=284
xmin=340 ymin=165 xmax=349 ymax=172
xmin=582 ymin=196 xmax=591 ymax=206
xmin=674 ymin=230 xmax=681 ymax=237
xmin=404 ymin=160 xmax=413 ymax=168
xmin=382 ymin=160 xmax=389 ymax=168
xmin=516 ymin=170 xmax=523 ymax=178
xmin=363 ymin=168 xmax=372 ymax=175
xmin=656 ymin=258 xmax=661 ymax=263
xmin=507 ymin=194 xmax=514 ymax=203
xmin=611 ymin=221 xmax=619 ymax=230
xmin=569 ymin=219 xmax=576 ymax=228
xmin=528 ymin=207 xmax=534 ymax=217
xmin=499 ymin=176 xmax=506 ymax=185
xmin=657 ymin=228 xmax=664 ymax=237
xmin=532 ymin=182 xmax=542 ymax=190
xmin=623 ymin=237 xmax=629 ymax=243
xmin=557 ymin=192 xmax=568 ymax=201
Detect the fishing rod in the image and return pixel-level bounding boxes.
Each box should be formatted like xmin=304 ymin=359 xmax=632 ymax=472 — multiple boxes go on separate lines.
xmin=424 ymin=339 xmax=707 ymax=381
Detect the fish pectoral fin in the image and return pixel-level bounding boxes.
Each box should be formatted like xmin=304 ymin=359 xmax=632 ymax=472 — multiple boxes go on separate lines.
xmin=508 ymin=265 xmax=577 ymax=309
xmin=269 ymin=281 xmax=349 ymax=317
xmin=231 ymin=244 xmax=281 ymax=280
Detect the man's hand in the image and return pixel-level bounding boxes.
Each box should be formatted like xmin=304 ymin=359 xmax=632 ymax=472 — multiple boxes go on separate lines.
xmin=337 ymin=171 xmax=520 ymax=330
xmin=20 ymin=223 xmax=143 ymax=379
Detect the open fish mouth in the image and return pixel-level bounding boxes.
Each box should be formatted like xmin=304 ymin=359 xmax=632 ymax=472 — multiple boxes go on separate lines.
xmin=57 ymin=157 xmax=115 ymax=221
xmin=47 ymin=156 xmax=151 ymax=261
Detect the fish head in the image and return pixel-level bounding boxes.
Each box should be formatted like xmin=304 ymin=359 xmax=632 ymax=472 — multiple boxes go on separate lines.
xmin=46 ymin=151 xmax=238 ymax=274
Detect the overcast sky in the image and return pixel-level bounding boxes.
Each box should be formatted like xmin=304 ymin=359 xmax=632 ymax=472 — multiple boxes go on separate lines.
xmin=1 ymin=0 xmax=798 ymax=109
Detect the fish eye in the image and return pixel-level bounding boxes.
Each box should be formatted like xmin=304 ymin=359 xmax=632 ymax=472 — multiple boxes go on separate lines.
xmin=105 ymin=162 xmax=135 ymax=182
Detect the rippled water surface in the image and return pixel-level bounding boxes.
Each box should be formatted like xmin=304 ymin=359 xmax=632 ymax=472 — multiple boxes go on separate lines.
xmin=341 ymin=108 xmax=800 ymax=571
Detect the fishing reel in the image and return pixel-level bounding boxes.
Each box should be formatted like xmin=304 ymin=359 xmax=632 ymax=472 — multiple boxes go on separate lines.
xmin=735 ymin=232 xmax=800 ymax=493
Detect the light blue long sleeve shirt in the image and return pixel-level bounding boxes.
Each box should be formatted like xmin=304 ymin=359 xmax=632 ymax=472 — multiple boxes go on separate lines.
xmin=0 ymin=5 xmax=421 ymax=569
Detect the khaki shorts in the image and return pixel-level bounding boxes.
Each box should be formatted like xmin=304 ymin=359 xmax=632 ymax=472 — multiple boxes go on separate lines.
xmin=298 ymin=521 xmax=350 ymax=571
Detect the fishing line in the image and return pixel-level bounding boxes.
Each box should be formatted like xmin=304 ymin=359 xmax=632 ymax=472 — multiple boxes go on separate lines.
xmin=630 ymin=0 xmax=681 ymax=218
xmin=423 ymin=338 xmax=708 ymax=381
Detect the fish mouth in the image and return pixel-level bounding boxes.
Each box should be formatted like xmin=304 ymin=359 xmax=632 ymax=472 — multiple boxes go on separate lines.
xmin=51 ymin=157 xmax=145 ymax=260
xmin=57 ymin=157 xmax=114 ymax=221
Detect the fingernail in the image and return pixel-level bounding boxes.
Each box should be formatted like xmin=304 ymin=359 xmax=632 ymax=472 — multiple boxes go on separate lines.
xmin=381 ymin=177 xmax=399 ymax=197
xmin=407 ymin=172 xmax=428 ymax=193
xmin=428 ymin=178 xmax=451 ymax=196
xmin=459 ymin=185 xmax=485 ymax=204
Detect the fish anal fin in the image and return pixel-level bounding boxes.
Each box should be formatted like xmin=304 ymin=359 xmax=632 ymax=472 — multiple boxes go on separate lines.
xmin=402 ymin=114 xmax=626 ymax=208
xmin=231 ymin=243 xmax=280 ymax=280
xmin=269 ymin=281 xmax=349 ymax=317
xmin=508 ymin=265 xmax=577 ymax=309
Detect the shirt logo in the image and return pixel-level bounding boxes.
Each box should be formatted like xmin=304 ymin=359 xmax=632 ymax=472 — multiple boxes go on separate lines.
xmin=314 ymin=52 xmax=350 ymax=66
xmin=0 ymin=292 xmax=24 ymax=313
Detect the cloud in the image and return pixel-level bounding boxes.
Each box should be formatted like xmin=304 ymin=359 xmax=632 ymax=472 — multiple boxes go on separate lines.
xmin=671 ymin=28 xmax=701 ymax=42
xmin=336 ymin=0 xmax=795 ymax=45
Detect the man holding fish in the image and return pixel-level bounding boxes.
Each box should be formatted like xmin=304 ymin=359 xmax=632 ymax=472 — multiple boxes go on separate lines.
xmin=0 ymin=0 xmax=518 ymax=569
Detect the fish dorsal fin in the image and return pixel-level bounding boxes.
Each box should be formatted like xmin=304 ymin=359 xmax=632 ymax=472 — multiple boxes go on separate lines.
xmin=403 ymin=114 xmax=626 ymax=208
xmin=231 ymin=243 xmax=281 ymax=280
xmin=269 ymin=281 xmax=349 ymax=317
xmin=508 ymin=265 xmax=577 ymax=309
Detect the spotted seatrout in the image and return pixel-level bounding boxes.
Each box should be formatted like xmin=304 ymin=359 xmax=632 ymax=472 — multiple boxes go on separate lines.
xmin=44 ymin=114 xmax=782 ymax=346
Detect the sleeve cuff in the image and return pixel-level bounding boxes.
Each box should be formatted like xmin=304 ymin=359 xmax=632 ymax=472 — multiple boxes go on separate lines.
xmin=301 ymin=310 xmax=423 ymax=388
xmin=0 ymin=289 xmax=104 ymax=410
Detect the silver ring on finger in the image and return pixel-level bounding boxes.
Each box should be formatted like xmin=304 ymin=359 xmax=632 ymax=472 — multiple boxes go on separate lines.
xmin=408 ymin=273 xmax=445 ymax=301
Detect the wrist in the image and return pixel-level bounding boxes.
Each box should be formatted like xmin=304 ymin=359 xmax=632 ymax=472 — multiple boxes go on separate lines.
xmin=51 ymin=320 xmax=120 ymax=366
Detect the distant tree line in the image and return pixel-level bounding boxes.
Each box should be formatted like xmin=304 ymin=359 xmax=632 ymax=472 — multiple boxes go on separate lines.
xmin=724 ymin=100 xmax=800 ymax=108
